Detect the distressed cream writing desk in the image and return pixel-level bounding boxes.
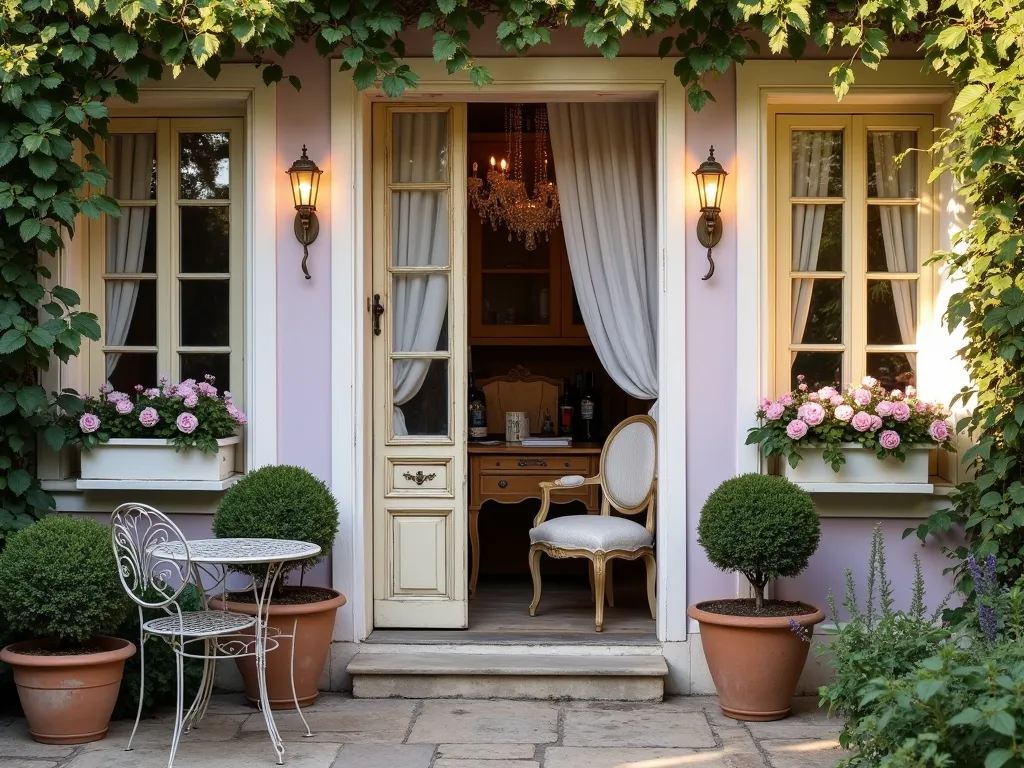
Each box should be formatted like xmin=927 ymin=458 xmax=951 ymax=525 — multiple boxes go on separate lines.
xmin=468 ymin=441 xmax=602 ymax=597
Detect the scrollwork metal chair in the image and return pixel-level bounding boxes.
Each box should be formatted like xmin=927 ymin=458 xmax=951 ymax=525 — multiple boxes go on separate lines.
xmin=110 ymin=502 xmax=256 ymax=768
xmin=528 ymin=415 xmax=657 ymax=632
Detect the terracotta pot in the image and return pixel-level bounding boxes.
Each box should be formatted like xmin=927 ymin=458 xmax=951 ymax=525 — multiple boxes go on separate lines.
xmin=210 ymin=588 xmax=345 ymax=709
xmin=0 ymin=636 xmax=136 ymax=744
xmin=688 ymin=601 xmax=824 ymax=721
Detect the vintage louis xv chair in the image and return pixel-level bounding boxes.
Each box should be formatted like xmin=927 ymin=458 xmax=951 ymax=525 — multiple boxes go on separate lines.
xmin=477 ymin=365 xmax=561 ymax=436
xmin=527 ymin=414 xmax=657 ymax=632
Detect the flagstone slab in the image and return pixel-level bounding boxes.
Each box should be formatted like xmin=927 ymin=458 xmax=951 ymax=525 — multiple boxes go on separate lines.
xmin=239 ymin=700 xmax=416 ymax=743
xmin=760 ymin=737 xmax=849 ymax=768
xmin=333 ymin=743 xmax=436 ymax=768
xmin=63 ymin=740 xmax=343 ymax=768
xmin=562 ymin=707 xmax=716 ymax=748
xmin=437 ymin=743 xmax=536 ymax=759
xmin=0 ymin=721 xmax=75 ymax=759
xmin=408 ymin=700 xmax=558 ymax=744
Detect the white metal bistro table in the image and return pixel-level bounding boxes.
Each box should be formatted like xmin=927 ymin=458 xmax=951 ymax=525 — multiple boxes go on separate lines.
xmin=151 ymin=537 xmax=321 ymax=764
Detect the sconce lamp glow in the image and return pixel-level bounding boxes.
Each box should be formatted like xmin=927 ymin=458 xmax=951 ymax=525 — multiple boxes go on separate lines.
xmin=692 ymin=146 xmax=728 ymax=281
xmin=286 ymin=145 xmax=323 ymax=280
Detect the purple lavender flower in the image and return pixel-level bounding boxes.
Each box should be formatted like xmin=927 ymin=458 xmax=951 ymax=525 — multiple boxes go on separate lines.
xmin=788 ymin=618 xmax=811 ymax=643
xmin=968 ymin=554 xmax=998 ymax=643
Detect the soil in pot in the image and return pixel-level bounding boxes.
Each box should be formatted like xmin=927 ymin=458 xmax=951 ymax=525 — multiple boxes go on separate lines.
xmin=210 ymin=586 xmax=345 ymax=709
xmin=688 ymin=599 xmax=824 ymax=722
xmin=0 ymin=636 xmax=136 ymax=744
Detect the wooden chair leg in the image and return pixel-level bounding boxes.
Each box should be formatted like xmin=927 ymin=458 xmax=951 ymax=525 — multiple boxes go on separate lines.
xmin=643 ymin=552 xmax=657 ymax=620
xmin=604 ymin=560 xmax=615 ymax=607
xmin=588 ymin=561 xmax=595 ymax=602
xmin=528 ymin=546 xmax=543 ymax=617
xmin=592 ymin=555 xmax=607 ymax=632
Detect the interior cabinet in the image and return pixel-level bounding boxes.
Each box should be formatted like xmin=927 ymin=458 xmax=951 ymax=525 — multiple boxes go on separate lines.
xmin=468 ymin=133 xmax=588 ymax=346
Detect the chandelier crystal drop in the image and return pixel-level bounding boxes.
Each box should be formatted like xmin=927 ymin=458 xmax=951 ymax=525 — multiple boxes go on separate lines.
xmin=467 ymin=104 xmax=561 ymax=251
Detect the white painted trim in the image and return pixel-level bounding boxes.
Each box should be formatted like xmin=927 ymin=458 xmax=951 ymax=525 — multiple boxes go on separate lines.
xmin=330 ymin=58 xmax=688 ymax=643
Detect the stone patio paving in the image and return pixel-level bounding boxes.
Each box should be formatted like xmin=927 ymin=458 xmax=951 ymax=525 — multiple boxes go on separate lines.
xmin=0 ymin=694 xmax=847 ymax=768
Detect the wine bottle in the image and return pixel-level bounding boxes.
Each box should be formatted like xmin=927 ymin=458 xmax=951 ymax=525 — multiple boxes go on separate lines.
xmin=468 ymin=372 xmax=487 ymax=441
xmin=558 ymin=378 xmax=575 ymax=437
xmin=579 ymin=372 xmax=596 ymax=441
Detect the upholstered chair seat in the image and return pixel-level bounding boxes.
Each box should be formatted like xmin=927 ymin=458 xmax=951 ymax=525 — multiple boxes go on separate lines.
xmin=530 ymin=515 xmax=653 ymax=552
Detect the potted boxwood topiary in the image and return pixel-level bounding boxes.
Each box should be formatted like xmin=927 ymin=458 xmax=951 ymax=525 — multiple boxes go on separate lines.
xmin=0 ymin=516 xmax=136 ymax=743
xmin=210 ymin=465 xmax=343 ymax=709
xmin=688 ymin=473 xmax=823 ymax=722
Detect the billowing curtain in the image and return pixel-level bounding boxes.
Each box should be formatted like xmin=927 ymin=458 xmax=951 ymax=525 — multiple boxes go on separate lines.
xmin=547 ymin=103 xmax=659 ymax=414
xmin=391 ymin=113 xmax=449 ymax=436
xmin=870 ymin=132 xmax=917 ymax=371
xmin=105 ymin=134 xmax=155 ymax=382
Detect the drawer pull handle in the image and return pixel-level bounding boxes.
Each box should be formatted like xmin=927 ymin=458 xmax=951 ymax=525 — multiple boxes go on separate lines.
xmin=564 ymin=461 xmax=571 ymax=467
xmin=498 ymin=480 xmax=508 ymax=488
xmin=403 ymin=471 xmax=436 ymax=486
xmin=517 ymin=459 xmax=548 ymax=467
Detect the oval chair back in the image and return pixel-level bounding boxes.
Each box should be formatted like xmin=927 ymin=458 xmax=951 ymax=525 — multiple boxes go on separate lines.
xmin=110 ymin=502 xmax=192 ymax=610
xmin=599 ymin=415 xmax=657 ymax=530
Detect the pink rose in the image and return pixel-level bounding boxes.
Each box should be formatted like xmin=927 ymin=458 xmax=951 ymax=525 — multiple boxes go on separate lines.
xmin=798 ymin=383 xmax=808 ymax=392
xmin=818 ymin=386 xmax=838 ymax=400
xmin=929 ymin=420 xmax=950 ymax=442
xmin=797 ymin=402 xmax=825 ymax=426
xmin=915 ymin=401 xmax=929 ymax=413
xmin=176 ymin=412 xmax=199 ymax=434
xmin=879 ymin=430 xmax=901 ymax=450
xmin=797 ymin=374 xmax=806 ymax=382
xmin=779 ymin=393 xmax=794 ymax=406
xmin=144 ymin=388 xmax=160 ymax=398
xmin=134 ymin=384 xmax=144 ymax=392
xmin=223 ymin=391 xmax=233 ymax=401
xmin=807 ymin=392 xmax=820 ymax=401
xmin=786 ymin=419 xmax=808 ymax=440
xmin=870 ymin=415 xmax=883 ymax=431
xmin=139 ymin=407 xmax=159 ymax=428
xmin=198 ymin=382 xmax=217 ymax=397
xmin=891 ymin=402 xmax=911 ymax=422
xmin=853 ymin=388 xmax=872 ymax=406
xmin=876 ymin=401 xmax=894 ymax=416
xmin=862 ymin=376 xmax=878 ymax=388
xmin=830 ymin=394 xmax=845 ymax=407
xmin=179 ymin=378 xmax=197 ymax=390
xmin=890 ymin=389 xmax=904 ymax=400
xmin=852 ymin=411 xmax=874 ymax=432
xmin=834 ymin=404 xmax=855 ymax=422
xmin=765 ymin=403 xmax=785 ymax=421
xmin=107 ymin=391 xmax=129 ymax=403
xmin=79 ymin=413 xmax=100 ymax=433
xmin=115 ymin=399 xmax=133 ymax=415
xmin=906 ymin=385 xmax=917 ymax=398
xmin=183 ymin=392 xmax=199 ymax=408
xmin=760 ymin=398 xmax=772 ymax=410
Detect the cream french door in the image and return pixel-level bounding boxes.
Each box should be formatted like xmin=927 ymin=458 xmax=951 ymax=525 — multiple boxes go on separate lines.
xmin=371 ymin=104 xmax=468 ymax=628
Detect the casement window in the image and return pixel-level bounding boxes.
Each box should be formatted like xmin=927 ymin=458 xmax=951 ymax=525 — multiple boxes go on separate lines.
xmin=772 ymin=112 xmax=935 ymax=394
xmin=87 ymin=118 xmax=244 ymax=399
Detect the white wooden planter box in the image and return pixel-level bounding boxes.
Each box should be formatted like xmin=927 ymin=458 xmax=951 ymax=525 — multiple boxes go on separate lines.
xmin=782 ymin=444 xmax=932 ymax=488
xmin=80 ymin=436 xmax=240 ymax=483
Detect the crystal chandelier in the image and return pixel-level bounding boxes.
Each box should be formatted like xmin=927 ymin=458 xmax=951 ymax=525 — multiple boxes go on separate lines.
xmin=467 ymin=104 xmax=560 ymax=250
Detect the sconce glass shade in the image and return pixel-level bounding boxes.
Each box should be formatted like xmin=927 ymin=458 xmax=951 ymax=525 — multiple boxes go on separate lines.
xmin=693 ymin=146 xmax=727 ymax=212
xmin=287 ymin=145 xmax=323 ymax=211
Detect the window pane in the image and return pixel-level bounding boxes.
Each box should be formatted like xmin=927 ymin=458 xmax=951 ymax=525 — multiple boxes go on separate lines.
xmin=107 ymin=134 xmax=156 ymax=200
xmin=392 ymin=113 xmax=448 ymax=183
xmin=106 ymin=206 xmax=156 ymax=274
xmin=180 ymin=280 xmax=229 ymax=346
xmin=392 ymin=274 xmax=449 ymax=352
xmin=791 ymin=351 xmax=842 ymax=390
xmin=391 ymin=191 xmax=449 ymax=267
xmin=179 ymin=353 xmax=230 ymax=392
xmin=392 ymin=358 xmax=449 ymax=437
xmin=180 ymin=207 xmax=230 ymax=273
xmin=105 ymin=352 xmax=157 ymax=391
xmin=867 ymin=205 xmax=917 ymax=272
xmin=792 ymin=278 xmax=842 ymax=344
xmin=482 ymin=274 xmax=552 ymax=326
xmin=868 ymin=279 xmax=918 ymax=346
xmin=867 ymin=352 xmax=916 ymax=391
xmin=791 ymin=131 xmax=843 ymax=197
xmin=868 ymin=131 xmax=917 ymax=198
xmin=106 ymin=279 xmax=156 ymax=346
xmin=179 ymin=132 xmax=229 ymax=200
xmin=791 ymin=204 xmax=842 ymax=271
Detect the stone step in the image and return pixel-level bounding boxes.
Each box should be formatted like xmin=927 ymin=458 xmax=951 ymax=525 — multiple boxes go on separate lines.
xmin=347 ymin=651 xmax=667 ymax=701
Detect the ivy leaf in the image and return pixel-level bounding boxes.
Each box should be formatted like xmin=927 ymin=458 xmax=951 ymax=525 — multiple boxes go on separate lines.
xmin=69 ymin=313 xmax=101 ymax=341
xmin=7 ymin=469 xmax=31 ymax=498
xmin=191 ymin=33 xmax=219 ymax=67
xmin=19 ymin=218 xmax=41 ymax=242
xmin=15 ymin=385 xmax=47 ymax=415
xmin=262 ymin=65 xmax=283 ymax=86
xmin=22 ymin=99 xmax=53 ymax=124
xmin=987 ymin=710 xmax=1016 ymax=737
xmin=432 ymin=33 xmax=457 ymax=62
xmin=0 ymin=393 xmax=16 ymax=417
xmin=111 ymin=32 xmax=139 ymax=62
xmin=0 ymin=141 xmax=17 ymax=168
xmin=936 ymin=25 xmax=967 ymax=49
xmin=342 ymin=46 xmax=363 ymax=67
xmin=232 ymin=18 xmax=255 ymax=43
xmin=953 ymin=84 xmax=986 ymax=114
xmin=353 ymin=61 xmax=378 ymax=90
xmin=28 ymin=153 xmax=57 ymax=180
xmin=43 ymin=424 xmax=67 ymax=452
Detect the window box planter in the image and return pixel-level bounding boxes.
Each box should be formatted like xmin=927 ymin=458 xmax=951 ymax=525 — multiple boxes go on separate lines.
xmin=79 ymin=436 xmax=240 ymax=483
xmin=782 ymin=444 xmax=931 ymax=486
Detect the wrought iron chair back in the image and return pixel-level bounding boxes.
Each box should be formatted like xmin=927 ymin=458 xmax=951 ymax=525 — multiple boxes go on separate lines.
xmin=111 ymin=502 xmax=192 ymax=610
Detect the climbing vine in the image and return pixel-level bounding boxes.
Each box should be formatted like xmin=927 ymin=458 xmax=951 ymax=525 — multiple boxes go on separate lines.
xmin=1 ymin=0 xmax=1022 ymax=592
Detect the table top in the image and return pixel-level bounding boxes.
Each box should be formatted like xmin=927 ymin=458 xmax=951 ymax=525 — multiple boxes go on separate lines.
xmin=152 ymin=538 xmax=321 ymax=565
xmin=468 ymin=442 xmax=603 ymax=455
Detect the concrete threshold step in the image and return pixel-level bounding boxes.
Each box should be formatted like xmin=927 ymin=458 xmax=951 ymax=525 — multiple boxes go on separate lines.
xmin=347 ymin=652 xmax=667 ymax=701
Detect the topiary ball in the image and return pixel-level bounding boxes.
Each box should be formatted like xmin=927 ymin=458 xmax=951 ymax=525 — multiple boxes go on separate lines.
xmin=0 ymin=516 xmax=130 ymax=646
xmin=697 ymin=474 xmax=820 ymax=584
xmin=213 ymin=465 xmax=339 ymax=578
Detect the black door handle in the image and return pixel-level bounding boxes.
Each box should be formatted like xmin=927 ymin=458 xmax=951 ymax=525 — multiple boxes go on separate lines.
xmin=372 ymin=294 xmax=385 ymax=336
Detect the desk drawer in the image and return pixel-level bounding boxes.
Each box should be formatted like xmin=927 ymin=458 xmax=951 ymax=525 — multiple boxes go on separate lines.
xmin=480 ymin=474 xmax=593 ymax=502
xmin=478 ymin=455 xmax=590 ymax=472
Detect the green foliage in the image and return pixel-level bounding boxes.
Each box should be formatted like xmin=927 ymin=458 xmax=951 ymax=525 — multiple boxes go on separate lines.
xmin=0 ymin=515 xmax=129 ymax=646
xmin=697 ymin=473 xmax=820 ymax=609
xmin=213 ymin=465 xmax=339 ymax=583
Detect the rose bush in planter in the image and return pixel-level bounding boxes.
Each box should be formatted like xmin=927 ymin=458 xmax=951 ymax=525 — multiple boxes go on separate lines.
xmin=688 ymin=473 xmax=822 ymax=721
xmin=0 ymin=516 xmax=135 ymax=743
xmin=210 ymin=465 xmax=343 ymax=709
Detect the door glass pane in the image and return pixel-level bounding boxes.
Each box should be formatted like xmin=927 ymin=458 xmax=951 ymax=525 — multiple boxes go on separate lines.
xmin=105 ymin=352 xmax=157 ymax=391
xmin=867 ymin=131 xmax=917 ymax=198
xmin=867 ymin=205 xmax=917 ymax=272
xmin=867 ymin=352 xmax=916 ymax=391
xmin=868 ymin=279 xmax=918 ymax=346
xmin=180 ymin=280 xmax=230 ymax=346
xmin=179 ymin=132 xmax=230 ymax=200
xmin=481 ymin=224 xmax=551 ymax=269
xmin=391 ymin=191 xmax=449 ymax=268
xmin=107 ymin=134 xmax=156 ymax=200
xmin=106 ymin=206 xmax=156 ymax=274
xmin=105 ymin=279 xmax=156 ymax=346
xmin=482 ymin=274 xmax=553 ymax=326
xmin=791 ymin=204 xmax=843 ymax=271
xmin=392 ymin=358 xmax=449 ymax=437
xmin=180 ymin=207 xmax=230 ymax=272
xmin=791 ymin=278 xmax=842 ymax=344
xmin=791 ymin=351 xmax=842 ymax=390
xmin=392 ymin=275 xmax=449 ymax=352
xmin=180 ymin=353 xmax=230 ymax=391
xmin=791 ymin=131 xmax=843 ymax=197
xmin=391 ymin=113 xmax=448 ymax=183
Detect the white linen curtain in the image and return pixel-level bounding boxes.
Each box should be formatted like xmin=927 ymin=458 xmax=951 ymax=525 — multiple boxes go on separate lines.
xmin=547 ymin=103 xmax=659 ymax=413
xmin=870 ymin=131 xmax=917 ymax=371
xmin=790 ymin=132 xmax=836 ymax=362
xmin=105 ymin=134 xmax=155 ymax=383
xmin=391 ymin=113 xmax=450 ymax=436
